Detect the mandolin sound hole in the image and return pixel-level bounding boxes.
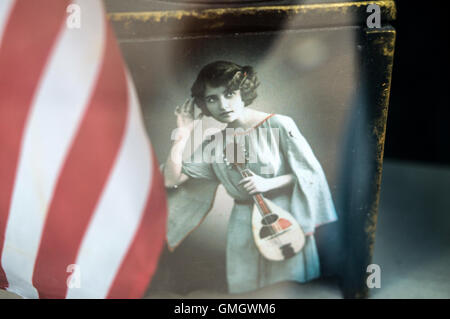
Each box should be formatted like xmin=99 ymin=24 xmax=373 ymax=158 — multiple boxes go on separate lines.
xmin=261 ymin=214 xmax=278 ymax=226
xmin=259 ymin=226 xmax=273 ymax=239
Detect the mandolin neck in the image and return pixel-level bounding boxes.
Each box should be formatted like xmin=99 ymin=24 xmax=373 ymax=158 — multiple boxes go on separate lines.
xmin=236 ymin=165 xmax=272 ymax=216
xmin=253 ymin=194 xmax=271 ymax=216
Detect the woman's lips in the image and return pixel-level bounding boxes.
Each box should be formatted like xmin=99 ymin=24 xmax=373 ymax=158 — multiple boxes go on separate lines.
xmin=221 ymin=111 xmax=234 ymax=116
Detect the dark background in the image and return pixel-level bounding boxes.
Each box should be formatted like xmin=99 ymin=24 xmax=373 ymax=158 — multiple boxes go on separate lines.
xmin=385 ymin=1 xmax=450 ymax=166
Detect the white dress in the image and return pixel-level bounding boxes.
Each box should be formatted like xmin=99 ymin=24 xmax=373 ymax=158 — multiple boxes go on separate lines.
xmin=167 ymin=113 xmax=338 ymax=293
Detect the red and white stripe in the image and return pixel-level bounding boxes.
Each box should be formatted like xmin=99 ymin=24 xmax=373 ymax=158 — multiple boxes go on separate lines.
xmin=0 ymin=1 xmax=14 ymax=44
xmin=0 ymin=0 xmax=167 ymax=299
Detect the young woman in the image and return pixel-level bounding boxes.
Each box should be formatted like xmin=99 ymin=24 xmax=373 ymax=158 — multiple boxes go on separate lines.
xmin=163 ymin=61 xmax=337 ymax=294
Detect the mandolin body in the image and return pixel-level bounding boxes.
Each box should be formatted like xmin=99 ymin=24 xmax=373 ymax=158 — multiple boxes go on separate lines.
xmin=251 ymin=197 xmax=305 ymax=261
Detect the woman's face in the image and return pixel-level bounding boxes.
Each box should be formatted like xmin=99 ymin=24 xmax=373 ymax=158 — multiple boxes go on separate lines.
xmin=203 ymin=84 xmax=245 ymax=123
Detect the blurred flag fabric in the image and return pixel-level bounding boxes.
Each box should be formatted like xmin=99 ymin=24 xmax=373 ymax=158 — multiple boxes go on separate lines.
xmin=0 ymin=0 xmax=167 ymax=298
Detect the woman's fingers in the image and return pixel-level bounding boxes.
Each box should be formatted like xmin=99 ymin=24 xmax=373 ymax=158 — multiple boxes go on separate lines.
xmin=242 ymin=181 xmax=255 ymax=191
xmin=175 ymin=98 xmax=197 ymax=120
xmin=246 ymin=169 xmax=256 ymax=177
xmin=248 ymin=186 xmax=258 ymax=195
xmin=241 ymin=180 xmax=261 ymax=194
xmin=180 ymin=99 xmax=188 ymax=113
xmin=188 ymin=98 xmax=195 ymax=108
xmin=182 ymin=98 xmax=193 ymax=113
xmin=238 ymin=177 xmax=253 ymax=185
xmin=174 ymin=104 xmax=181 ymax=115
xmin=180 ymin=99 xmax=197 ymax=120
xmin=187 ymin=99 xmax=196 ymax=116
xmin=175 ymin=99 xmax=189 ymax=115
xmin=175 ymin=100 xmax=188 ymax=114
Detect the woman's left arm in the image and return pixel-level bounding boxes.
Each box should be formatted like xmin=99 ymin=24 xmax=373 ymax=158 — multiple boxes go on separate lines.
xmin=238 ymin=172 xmax=295 ymax=195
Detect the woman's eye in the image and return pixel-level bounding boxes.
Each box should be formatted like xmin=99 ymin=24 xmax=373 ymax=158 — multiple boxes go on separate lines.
xmin=225 ymin=91 xmax=235 ymax=98
xmin=206 ymin=97 xmax=216 ymax=103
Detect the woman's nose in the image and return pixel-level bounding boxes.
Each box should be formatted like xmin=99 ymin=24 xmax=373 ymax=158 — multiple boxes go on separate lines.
xmin=218 ymin=96 xmax=229 ymax=110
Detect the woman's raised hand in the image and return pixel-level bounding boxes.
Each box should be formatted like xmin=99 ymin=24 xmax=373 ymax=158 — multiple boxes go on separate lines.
xmin=173 ymin=98 xmax=202 ymax=141
xmin=175 ymin=98 xmax=202 ymax=127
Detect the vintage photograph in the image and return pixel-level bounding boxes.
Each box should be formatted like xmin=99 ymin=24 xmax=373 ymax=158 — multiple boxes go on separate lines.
xmin=120 ymin=28 xmax=361 ymax=297
xmin=164 ymin=60 xmax=338 ymax=294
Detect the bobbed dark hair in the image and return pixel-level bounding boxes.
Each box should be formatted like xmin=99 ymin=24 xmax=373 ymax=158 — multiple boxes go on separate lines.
xmin=191 ymin=61 xmax=260 ymax=116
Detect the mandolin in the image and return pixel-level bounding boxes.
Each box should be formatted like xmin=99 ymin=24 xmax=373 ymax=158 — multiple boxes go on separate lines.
xmin=233 ymin=163 xmax=305 ymax=261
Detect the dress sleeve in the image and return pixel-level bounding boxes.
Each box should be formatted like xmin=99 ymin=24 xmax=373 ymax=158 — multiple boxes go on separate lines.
xmin=276 ymin=115 xmax=338 ymax=235
xmin=181 ymin=138 xmax=218 ymax=181
xmin=166 ymin=136 xmax=220 ymax=250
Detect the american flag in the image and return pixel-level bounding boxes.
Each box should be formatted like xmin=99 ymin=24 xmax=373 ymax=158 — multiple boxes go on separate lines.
xmin=0 ymin=0 xmax=167 ymax=298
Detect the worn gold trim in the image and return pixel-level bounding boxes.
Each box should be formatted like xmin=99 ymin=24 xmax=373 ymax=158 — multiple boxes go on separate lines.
xmin=107 ymin=1 xmax=397 ymax=23
xmin=367 ymin=28 xmax=395 ymax=251
xmin=355 ymin=27 xmax=396 ymax=299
